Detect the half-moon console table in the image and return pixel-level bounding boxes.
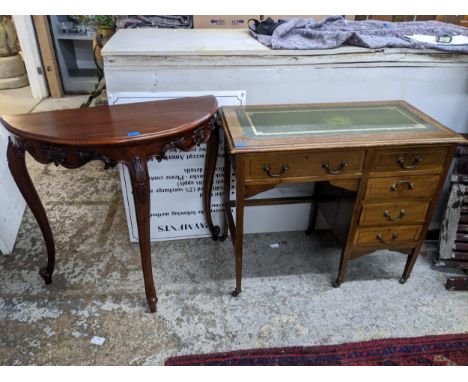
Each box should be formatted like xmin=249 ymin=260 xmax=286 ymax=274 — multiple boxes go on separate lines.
xmin=2 ymin=96 xmax=218 ymax=313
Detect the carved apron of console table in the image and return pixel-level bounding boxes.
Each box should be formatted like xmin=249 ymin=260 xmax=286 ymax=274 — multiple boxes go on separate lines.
xmin=206 ymin=101 xmax=463 ymax=296
xmin=2 ymin=96 xmax=218 ymax=313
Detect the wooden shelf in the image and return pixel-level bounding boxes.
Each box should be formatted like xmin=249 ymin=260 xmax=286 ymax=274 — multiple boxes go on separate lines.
xmin=57 ymin=33 xmax=95 ymax=41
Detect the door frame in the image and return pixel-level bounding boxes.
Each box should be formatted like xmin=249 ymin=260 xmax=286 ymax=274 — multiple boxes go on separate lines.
xmin=12 ymin=15 xmax=49 ymax=99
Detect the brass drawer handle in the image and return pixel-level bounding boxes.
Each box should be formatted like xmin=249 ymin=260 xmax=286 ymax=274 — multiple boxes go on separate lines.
xmin=376 ymin=232 xmax=399 ymax=244
xmin=384 ymin=209 xmax=407 ymax=222
xmin=263 ymin=164 xmax=289 ymax=178
xmin=390 ymin=180 xmax=415 ymax=191
xmin=397 ymin=155 xmax=422 ymax=169
xmin=322 ymin=160 xmax=348 ymax=175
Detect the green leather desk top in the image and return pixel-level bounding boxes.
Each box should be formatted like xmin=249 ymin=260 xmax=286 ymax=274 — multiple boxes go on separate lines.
xmin=221 ymin=101 xmax=462 ymax=153
xmin=237 ymin=104 xmax=435 ymax=138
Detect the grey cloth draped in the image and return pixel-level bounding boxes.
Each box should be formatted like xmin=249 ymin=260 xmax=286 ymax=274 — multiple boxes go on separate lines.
xmin=251 ymin=16 xmax=468 ymax=53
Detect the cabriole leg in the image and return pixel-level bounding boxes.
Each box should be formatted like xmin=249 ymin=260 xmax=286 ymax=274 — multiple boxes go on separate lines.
xmin=203 ymin=121 xmax=220 ymax=240
xmin=128 ymin=157 xmax=158 ymax=313
xmin=7 ymin=138 xmax=55 ymax=284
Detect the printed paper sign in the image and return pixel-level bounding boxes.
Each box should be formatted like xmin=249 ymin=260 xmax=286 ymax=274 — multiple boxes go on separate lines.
xmin=109 ymin=91 xmax=314 ymax=242
xmin=109 ymin=91 xmax=242 ymax=241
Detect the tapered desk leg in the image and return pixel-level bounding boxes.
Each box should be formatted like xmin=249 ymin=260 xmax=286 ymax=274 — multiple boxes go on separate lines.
xmin=221 ymin=145 xmax=231 ymax=241
xmin=305 ymin=202 xmax=319 ymax=235
xmin=333 ymin=177 xmax=365 ymax=288
xmin=7 ymin=139 xmax=55 ymax=284
xmin=128 ymin=157 xmax=158 ymax=313
xmin=232 ymin=156 xmax=245 ymax=297
xmin=399 ymin=248 xmax=418 ymax=284
xmin=203 ymin=123 xmax=220 ymax=241
xmin=333 ymin=248 xmax=350 ymax=287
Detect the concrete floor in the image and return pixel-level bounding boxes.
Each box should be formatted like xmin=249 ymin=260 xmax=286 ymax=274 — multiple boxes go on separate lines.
xmin=0 ymin=86 xmax=40 ymax=115
xmin=0 ymin=87 xmax=467 ymax=365
xmin=0 ymin=86 xmax=86 ymax=115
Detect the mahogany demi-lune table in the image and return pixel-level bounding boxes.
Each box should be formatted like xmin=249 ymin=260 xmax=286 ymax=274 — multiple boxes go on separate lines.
xmin=208 ymin=100 xmax=463 ymax=297
xmin=2 ymin=96 xmax=219 ymax=313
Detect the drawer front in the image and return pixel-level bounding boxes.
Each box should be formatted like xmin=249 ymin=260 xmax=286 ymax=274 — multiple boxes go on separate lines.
xmin=371 ymin=146 xmax=448 ymax=174
xmin=246 ymin=150 xmax=365 ymax=180
xmin=365 ymin=175 xmax=440 ymax=201
xmin=359 ymin=201 xmax=430 ymax=227
xmin=354 ymin=225 xmax=423 ymax=245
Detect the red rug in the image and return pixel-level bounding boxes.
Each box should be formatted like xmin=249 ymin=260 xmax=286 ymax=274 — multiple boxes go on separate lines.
xmin=165 ymin=333 xmax=468 ymax=366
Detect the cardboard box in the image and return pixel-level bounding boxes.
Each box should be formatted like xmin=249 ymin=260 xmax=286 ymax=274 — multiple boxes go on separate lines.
xmin=365 ymin=15 xmax=394 ymax=21
xmin=261 ymin=15 xmax=355 ymax=21
xmin=193 ymin=15 xmax=259 ymax=29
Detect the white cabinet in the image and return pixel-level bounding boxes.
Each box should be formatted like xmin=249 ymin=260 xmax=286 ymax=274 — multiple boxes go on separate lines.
xmin=102 ymin=29 xmax=468 ymax=241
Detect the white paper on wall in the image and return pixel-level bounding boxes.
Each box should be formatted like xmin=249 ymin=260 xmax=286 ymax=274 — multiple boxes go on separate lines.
xmin=109 ymin=91 xmax=314 ymax=242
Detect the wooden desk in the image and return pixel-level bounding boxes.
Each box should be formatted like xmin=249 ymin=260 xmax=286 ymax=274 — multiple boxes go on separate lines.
xmin=210 ymin=100 xmax=463 ymax=296
xmin=2 ymin=96 xmax=219 ymax=313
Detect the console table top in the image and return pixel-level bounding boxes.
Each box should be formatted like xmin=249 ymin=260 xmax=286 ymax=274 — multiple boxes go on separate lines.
xmin=1 ymin=96 xmax=218 ymax=146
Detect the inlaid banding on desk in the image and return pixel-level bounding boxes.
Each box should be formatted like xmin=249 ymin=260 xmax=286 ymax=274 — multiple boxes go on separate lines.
xmin=359 ymin=201 xmax=430 ymax=226
xmin=365 ymin=175 xmax=440 ymax=200
xmin=245 ymin=150 xmax=365 ymax=180
xmin=354 ymin=225 xmax=423 ymax=245
xmin=370 ymin=146 xmax=448 ymax=173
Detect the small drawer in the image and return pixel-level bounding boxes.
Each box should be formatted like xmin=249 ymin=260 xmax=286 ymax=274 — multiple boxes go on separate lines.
xmin=371 ymin=146 xmax=448 ymax=174
xmin=365 ymin=175 xmax=440 ymax=201
xmin=359 ymin=201 xmax=430 ymax=227
xmin=354 ymin=226 xmax=423 ymax=245
xmin=246 ymin=150 xmax=365 ymax=180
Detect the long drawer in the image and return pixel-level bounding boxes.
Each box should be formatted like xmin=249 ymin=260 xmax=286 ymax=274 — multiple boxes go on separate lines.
xmin=359 ymin=201 xmax=430 ymax=227
xmin=354 ymin=225 xmax=423 ymax=245
xmin=370 ymin=146 xmax=448 ymax=174
xmin=364 ymin=175 xmax=440 ymax=201
xmin=246 ymin=150 xmax=365 ymax=180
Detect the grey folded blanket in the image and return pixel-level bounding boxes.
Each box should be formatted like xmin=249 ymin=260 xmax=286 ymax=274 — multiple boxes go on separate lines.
xmin=116 ymin=15 xmax=193 ymax=29
xmin=251 ymin=16 xmax=468 ymax=53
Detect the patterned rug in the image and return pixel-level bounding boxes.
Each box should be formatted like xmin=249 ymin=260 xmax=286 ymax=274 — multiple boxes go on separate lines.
xmin=165 ymin=333 xmax=468 ymax=366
